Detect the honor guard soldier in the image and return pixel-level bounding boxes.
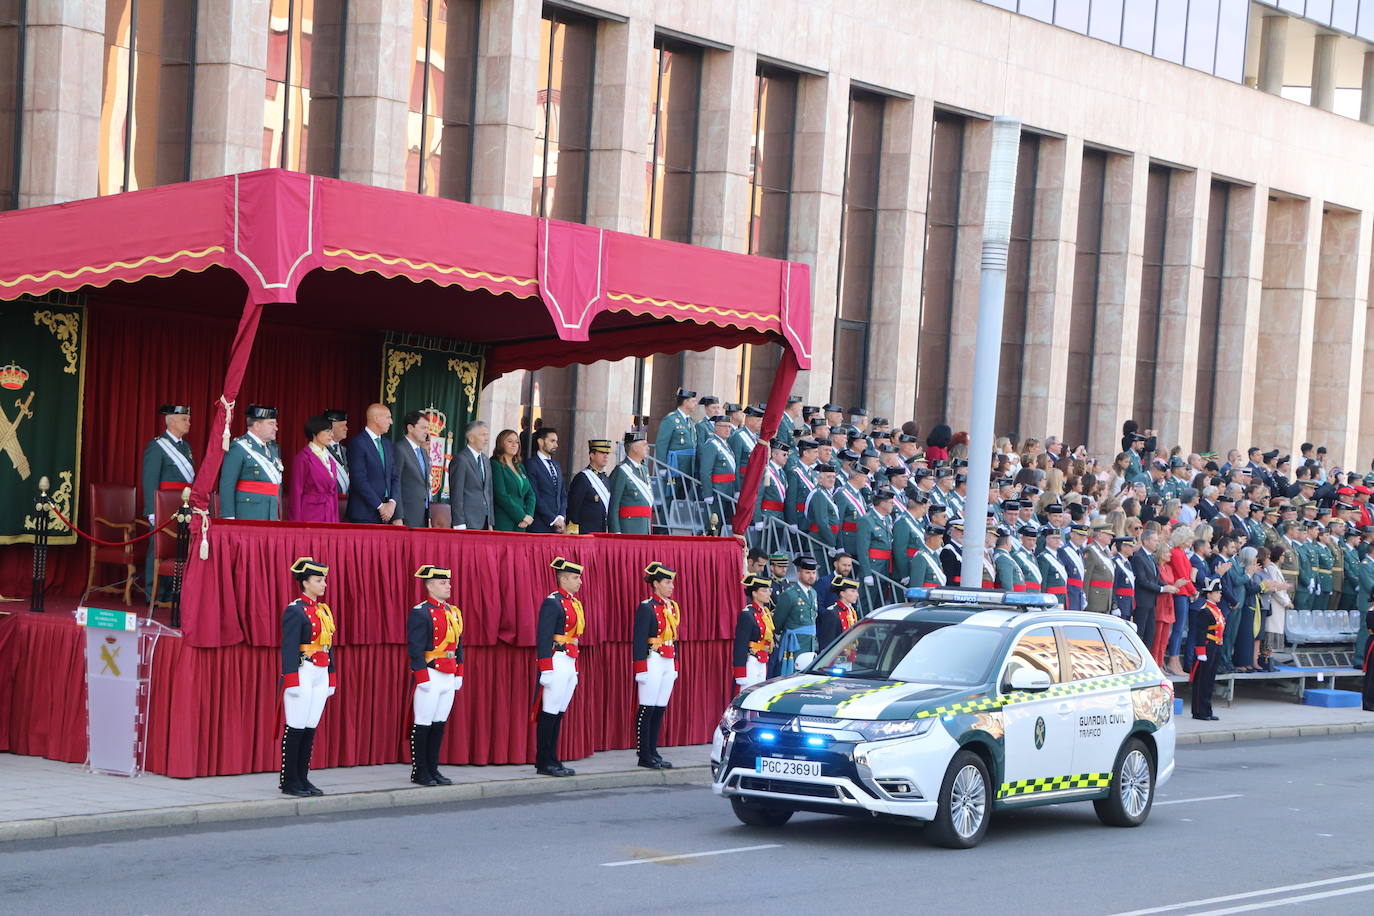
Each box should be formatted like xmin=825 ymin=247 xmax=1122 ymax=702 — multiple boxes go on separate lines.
xmin=805 ymin=463 xmax=841 ymax=550
xmin=857 ymin=487 xmax=897 ymax=590
xmin=633 ymin=563 xmax=680 ymax=769
xmin=1038 ymin=527 xmax=1069 ymax=606
xmin=1085 ymin=521 xmax=1116 ymax=612
xmin=697 ymin=414 xmax=739 ymax=527
xmin=655 ymin=388 xmax=699 ymax=486
xmin=1191 ymin=577 xmax=1225 ymax=720
xmin=890 ymin=491 xmax=926 ymax=585
xmin=142 ymin=404 xmax=195 ymax=590
xmin=608 ymin=432 xmax=654 ymax=534
xmin=816 ymin=577 xmax=861 ymax=648
xmin=566 ymin=439 xmax=613 ymax=533
xmin=773 ymin=555 xmax=820 ymax=675
xmin=837 ymin=469 xmax=869 ymax=559
xmin=221 ymin=404 xmax=284 ymax=519
xmin=407 ymin=565 xmax=465 ymax=787
xmin=1014 ymin=524 xmax=1045 ymax=592
xmin=535 ymin=557 xmax=586 ymax=776
xmin=993 ymin=527 xmax=1025 ymax=592
xmin=279 ymin=557 xmax=336 ymax=797
xmin=910 ymin=525 xmax=948 ymax=588
xmin=757 ymin=438 xmax=791 ymax=528
xmin=1112 ymin=536 xmax=1138 ymax=620
xmin=1061 ymin=522 xmax=1090 ymax=610
xmin=785 ymin=439 xmax=819 ymax=528
xmin=733 ymin=575 xmax=775 ymax=689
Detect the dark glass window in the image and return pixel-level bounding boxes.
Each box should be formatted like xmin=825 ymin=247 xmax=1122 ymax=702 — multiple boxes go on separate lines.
xmin=831 ymin=89 xmax=884 ymax=411
xmin=100 ymin=0 xmax=197 ymax=194
xmin=0 ymin=0 xmax=23 ymax=210
xmin=1194 ymin=180 xmax=1230 ymax=448
xmin=532 ymin=8 xmax=596 ymax=220
xmin=996 ymin=134 xmax=1040 ymax=439
xmin=409 ymin=0 xmax=480 ymax=199
xmin=1064 ymin=147 xmax=1107 ymax=447
xmin=915 ymin=110 xmax=964 ymax=429
xmin=1133 ymin=164 xmax=1171 ymax=428
xmin=262 ymin=0 xmax=347 ymax=176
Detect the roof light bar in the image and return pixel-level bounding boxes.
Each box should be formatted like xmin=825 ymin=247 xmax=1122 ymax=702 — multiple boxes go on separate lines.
xmin=905 ymin=586 xmax=1057 ymax=610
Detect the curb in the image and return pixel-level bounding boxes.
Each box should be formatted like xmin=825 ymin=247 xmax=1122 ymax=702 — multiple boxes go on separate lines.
xmin=0 ymin=765 xmax=712 ymax=844
xmin=1174 ymin=719 xmax=1374 ymax=745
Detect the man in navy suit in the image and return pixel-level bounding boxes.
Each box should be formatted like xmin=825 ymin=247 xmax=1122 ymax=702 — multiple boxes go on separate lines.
xmin=346 ymin=403 xmax=403 ymax=524
xmin=525 ymin=427 xmax=568 ymax=533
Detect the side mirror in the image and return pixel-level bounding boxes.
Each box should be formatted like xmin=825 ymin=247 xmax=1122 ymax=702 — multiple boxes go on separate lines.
xmin=1008 ymin=668 xmax=1052 ymax=692
xmin=793 ymin=651 xmax=817 ymax=672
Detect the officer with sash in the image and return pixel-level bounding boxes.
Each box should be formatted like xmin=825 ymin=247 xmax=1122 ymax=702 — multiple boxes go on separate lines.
xmin=757 ymin=438 xmax=791 ymax=528
xmin=1038 ymin=526 xmax=1070 ymax=606
xmin=837 ymin=469 xmax=870 ymax=559
xmin=772 ymin=555 xmax=820 ymax=675
xmin=633 ymin=563 xmax=680 ymax=769
xmin=1112 ymin=536 xmax=1138 ymax=619
xmin=1085 ymin=521 xmax=1116 ymax=612
xmin=891 ymin=491 xmax=925 ymax=585
xmin=220 ymin=404 xmax=284 ymax=519
xmin=1014 ymin=524 xmax=1045 ymax=592
xmin=1061 ymin=522 xmax=1089 ymax=610
xmin=279 ymin=557 xmax=336 ymax=797
xmin=142 ymin=404 xmax=195 ymax=590
xmin=785 ymin=439 xmax=819 ymax=530
xmin=406 ymin=565 xmax=464 ymax=787
xmin=323 ymin=409 xmax=350 ymax=510
xmin=697 ymin=415 xmax=738 ymax=528
xmin=940 ymin=519 xmax=966 ymax=585
xmin=733 ymin=575 xmax=775 ymax=689
xmin=566 ymin=439 xmax=612 ymax=533
xmin=816 ymin=577 xmax=861 ymax=648
xmin=857 ymin=487 xmax=896 ymax=593
xmin=993 ymin=527 xmax=1024 ymax=592
xmin=805 ymin=463 xmax=842 ymax=553
xmin=608 ymin=432 xmax=654 ymax=535
xmin=694 ymin=396 xmax=722 ymax=445
xmin=778 ymin=394 xmax=805 ymax=440
xmin=654 ymin=388 xmax=699 ymax=491
xmin=910 ymin=525 xmax=948 ymax=589
xmin=730 ymin=405 xmax=764 ymax=487
xmin=535 ymin=557 xmax=586 ymax=777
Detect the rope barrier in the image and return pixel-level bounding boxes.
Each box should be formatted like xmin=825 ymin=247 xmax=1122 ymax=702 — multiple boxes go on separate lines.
xmin=46 ymin=504 xmax=179 ymax=547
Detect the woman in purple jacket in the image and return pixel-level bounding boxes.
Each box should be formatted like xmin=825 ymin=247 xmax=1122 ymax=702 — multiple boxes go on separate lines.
xmin=285 ymin=415 xmax=342 ymax=523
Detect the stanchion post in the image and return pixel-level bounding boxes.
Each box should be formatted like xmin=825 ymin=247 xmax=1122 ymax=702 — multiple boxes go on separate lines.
xmin=169 ymin=487 xmax=191 ymax=628
xmin=30 ymin=475 xmax=50 ymax=613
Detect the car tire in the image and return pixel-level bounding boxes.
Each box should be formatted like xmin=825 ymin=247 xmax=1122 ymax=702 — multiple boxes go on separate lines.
xmin=730 ymin=796 xmax=794 ymax=827
xmin=927 ymin=749 xmax=991 ymax=849
xmin=1094 ymin=737 xmax=1155 ymax=828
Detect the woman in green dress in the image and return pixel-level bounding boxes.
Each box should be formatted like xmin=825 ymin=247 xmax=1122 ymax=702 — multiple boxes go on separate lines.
xmin=491 ymin=428 xmax=535 ymax=532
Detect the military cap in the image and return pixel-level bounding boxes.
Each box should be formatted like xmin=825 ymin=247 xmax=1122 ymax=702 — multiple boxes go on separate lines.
xmin=1127 ymin=432 xmax=1147 ymax=443
xmin=644 ymin=562 xmax=677 ymax=581
xmin=675 ymin=388 xmax=698 ymax=399
xmin=815 ymin=462 xmax=837 ymax=473
xmin=884 ymin=465 xmax=908 ymax=479
xmin=699 ymin=396 xmax=720 ymax=406
xmin=787 ymin=394 xmax=804 ymax=404
xmin=725 ymin=403 xmax=743 ymax=413
xmin=1045 ymin=503 xmax=1066 ymax=514
xmin=1303 ymin=520 xmax=1320 ymax=529
xmin=936 ymin=467 xmax=955 ymax=479
xmin=953 ymin=459 xmax=969 ymax=469
xmin=1022 ymin=485 xmax=1042 ymax=498
xmin=1043 ymin=526 xmax=1063 ymax=539
xmin=1345 ymin=527 xmax=1364 ymax=540
xmin=1112 ymin=535 xmax=1136 ymax=546
xmin=624 ymin=430 xmax=647 ymax=445
xmin=587 ymin=439 xmax=614 ymax=454
xmin=910 ymin=468 xmax=932 ymax=480
xmin=822 ymin=403 xmax=843 ymax=413
xmin=290 ymin=557 xmax=328 ymax=577
xmin=803 ymin=404 xmax=820 ymax=416
xmin=948 ymin=517 xmax=965 ymax=530
xmin=994 ymin=524 xmax=1013 ymax=538
xmin=1017 ymin=524 xmax=1040 ymax=538
xmin=861 ymin=448 xmax=880 ymax=460
xmin=924 ymin=525 xmax=946 ymax=538
xmin=810 ymin=420 xmax=829 ymax=431
xmin=1070 ymin=522 xmax=1091 ymax=533
xmin=1202 ymin=576 xmax=1223 ymax=593
xmin=768 ymin=552 xmax=791 ymax=564
xmin=833 ymin=576 xmax=861 ymax=591
xmin=246 ymin=404 xmax=278 ymax=420
xmin=839 ymin=448 xmax=862 ymax=462
xmin=872 ymin=417 xmax=889 ymax=426
xmin=997 ymin=477 xmax=1015 ymax=488
xmin=909 ymin=455 xmax=931 ymax=466
xmin=1217 ymin=495 xmax=1235 ymax=504
xmin=550 ymin=556 xmax=584 ymax=575
xmin=878 ymin=444 xmax=898 ymax=454
xmin=1151 ymin=458 xmax=1168 ymax=471
xmin=1263 ymin=506 xmax=1280 ymax=517
xmin=712 ymin=414 xmax=733 ymax=426
xmin=929 ymin=503 xmax=949 ymax=516
xmin=414 ymin=564 xmax=451 ymax=579
xmin=956 ymin=474 xmax=967 ymax=485
xmin=908 ymin=491 xmax=929 ymax=505
xmin=744 ymin=405 xmax=766 ymax=418
xmin=770 ymin=437 xmax=792 ymax=451
xmin=1262 ymin=449 xmax=1279 ymax=461
xmin=798 ymin=437 xmax=820 ymax=452
xmin=873 ymin=487 xmax=897 ymax=502
xmin=1092 ymin=519 xmax=1114 ymax=532
xmin=898 ymin=434 xmax=919 ymax=444
xmin=1001 ymin=498 xmax=1022 ymax=510
xmin=795 ymin=555 xmax=819 ymax=571
xmin=849 ymin=407 xmax=868 ymax=417
xmin=1168 ymin=456 xmax=1186 ymax=468
xmin=743 ymin=574 xmax=773 ymax=591
xmin=159 ymin=404 xmax=190 ymax=415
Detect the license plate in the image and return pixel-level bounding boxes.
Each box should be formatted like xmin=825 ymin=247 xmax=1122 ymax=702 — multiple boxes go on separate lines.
xmin=756 ymin=756 xmax=821 ymax=777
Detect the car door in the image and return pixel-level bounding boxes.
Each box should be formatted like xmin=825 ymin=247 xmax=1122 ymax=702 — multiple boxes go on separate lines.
xmin=999 ymin=626 xmax=1074 ymax=798
xmin=1062 ymin=624 xmax=1132 ymax=779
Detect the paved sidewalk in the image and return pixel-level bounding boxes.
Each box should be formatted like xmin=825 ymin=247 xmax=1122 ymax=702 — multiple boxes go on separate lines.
xmin=3 ymin=686 xmax=1370 ymax=843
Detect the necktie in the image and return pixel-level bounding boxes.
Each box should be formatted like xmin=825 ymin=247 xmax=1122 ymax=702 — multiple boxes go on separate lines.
xmin=547 ymin=457 xmax=558 ymax=484
xmin=375 ymin=436 xmax=388 ymax=498
xmin=476 ymin=451 xmax=484 ymax=483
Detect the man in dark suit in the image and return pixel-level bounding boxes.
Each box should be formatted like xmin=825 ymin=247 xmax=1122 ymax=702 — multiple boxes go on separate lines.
xmin=397 ymin=409 xmax=432 ymax=528
xmin=525 ymin=427 xmax=568 ymax=533
xmin=345 ymin=403 xmax=402 ymax=524
xmin=448 ymin=420 xmax=494 ymax=530
xmin=1130 ymin=527 xmax=1166 ymax=642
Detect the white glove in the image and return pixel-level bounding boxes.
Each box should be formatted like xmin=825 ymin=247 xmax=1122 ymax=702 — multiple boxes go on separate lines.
xmin=703 ymin=496 xmax=714 ymax=504
xmin=326 ymin=686 xmax=336 ymax=698
xmin=417 ymin=680 xmax=433 ymax=693
xmin=539 ymin=671 xmax=554 ymax=687
xmin=1197 ymin=654 xmax=1207 ymax=662
xmin=752 ymin=522 xmax=764 ymax=531
xmin=146 ymin=514 xmax=155 ymax=525
xmin=635 ymin=671 xmax=649 ymax=684
xmin=285 ymin=686 xmax=302 ymax=699
xmin=1309 ymin=579 xmax=1316 ymax=592
xmin=864 ymin=575 xmax=874 ymax=586
xmin=734 ymin=676 xmax=748 ymax=686
xmin=453 ymin=676 xmax=463 ymax=691
xmin=788 ymin=524 xmax=800 ymax=533
xmin=901 ymin=577 xmax=910 ymax=586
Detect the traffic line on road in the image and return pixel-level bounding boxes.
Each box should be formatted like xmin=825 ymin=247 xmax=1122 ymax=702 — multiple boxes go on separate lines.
xmin=1109 ymin=869 xmax=1374 ymax=915
xmin=600 ymin=843 xmax=782 ymax=867
xmin=1188 ymin=882 xmax=1374 ymax=915
xmin=1152 ymin=793 xmax=1243 ymax=807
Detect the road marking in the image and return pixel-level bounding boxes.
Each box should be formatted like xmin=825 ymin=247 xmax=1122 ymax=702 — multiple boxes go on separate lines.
xmin=1152 ymin=793 xmax=1243 ymax=807
xmin=1189 ymin=882 xmax=1374 ymax=915
xmin=600 ymin=843 xmax=782 ymax=867
xmin=1109 ymin=870 xmax=1374 ymax=915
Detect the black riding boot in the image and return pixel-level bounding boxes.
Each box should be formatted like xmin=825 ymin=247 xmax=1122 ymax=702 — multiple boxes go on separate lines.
xmin=650 ymin=706 xmax=672 ymax=768
xmin=279 ymin=726 xmax=310 ymax=797
xmin=298 ymin=727 xmax=323 ymax=795
xmin=553 ymin=712 xmax=575 ymax=776
xmin=410 ymin=724 xmax=436 ymax=786
xmin=636 ymin=706 xmax=655 ymax=767
xmin=536 ymin=711 xmax=569 ymax=776
xmin=428 ymin=720 xmax=452 ymax=785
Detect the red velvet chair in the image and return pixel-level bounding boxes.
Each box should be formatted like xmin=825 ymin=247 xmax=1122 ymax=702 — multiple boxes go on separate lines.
xmin=86 ymin=483 xmax=142 ymax=605
xmin=149 ymin=488 xmax=188 ymax=609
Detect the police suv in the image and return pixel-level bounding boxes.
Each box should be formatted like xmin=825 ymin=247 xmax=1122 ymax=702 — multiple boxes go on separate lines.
xmin=711 ymin=587 xmax=1176 ymax=848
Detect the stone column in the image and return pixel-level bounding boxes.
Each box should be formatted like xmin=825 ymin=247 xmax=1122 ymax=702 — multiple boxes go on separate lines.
xmin=1361 ymin=51 xmax=1374 ymax=125
xmin=20 ymin=0 xmax=104 ymax=206
xmin=1311 ymin=33 xmax=1338 ymax=113
xmin=1258 ymin=14 xmax=1288 ymax=96
xmin=190 ymin=0 xmax=269 ymax=179
xmin=1086 ymin=152 xmax=1149 ymax=458
xmin=1306 ymin=208 xmax=1369 ymax=466
xmin=1018 ymin=134 xmax=1081 ymax=441
xmin=1150 ymin=168 xmax=1210 ymax=452
xmin=943 ymin=118 xmax=992 ymax=429
xmin=1210 ymin=184 xmax=1266 ymax=453
xmin=1251 ymin=196 xmax=1318 ymax=455
xmin=865 ymin=96 xmax=933 ymax=423
xmin=337 ymin=0 xmax=411 ymax=189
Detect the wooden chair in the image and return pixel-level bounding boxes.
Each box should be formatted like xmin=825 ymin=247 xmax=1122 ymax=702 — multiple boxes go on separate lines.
xmin=149 ymin=488 xmax=187 ymax=610
xmin=86 ymin=483 xmax=141 ymax=605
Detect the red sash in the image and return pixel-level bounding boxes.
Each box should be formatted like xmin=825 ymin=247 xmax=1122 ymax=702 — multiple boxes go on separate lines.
xmin=236 ymin=481 xmax=279 ymax=496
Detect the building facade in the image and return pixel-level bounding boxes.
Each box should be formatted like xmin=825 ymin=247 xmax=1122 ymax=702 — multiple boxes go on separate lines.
xmin=4 ymin=0 xmax=1374 ymax=464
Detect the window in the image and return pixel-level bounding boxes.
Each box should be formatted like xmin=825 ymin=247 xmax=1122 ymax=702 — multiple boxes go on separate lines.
xmin=996 ymin=133 xmax=1040 ymax=439
xmin=1133 ymin=164 xmax=1171 ymax=428
xmin=1064 ymin=147 xmax=1106 ymax=447
xmin=1103 ymin=626 xmax=1145 ymax=674
xmin=916 ymin=110 xmax=965 ymax=428
xmin=832 ymin=89 xmax=884 ymax=410
xmin=99 ymin=0 xmax=197 ymax=195
xmin=262 ymin=0 xmax=347 ymax=175
xmin=408 ymin=0 xmax=480 ymax=199
xmin=813 ymin=619 xmax=1004 ymax=686
xmin=0 ymin=0 xmax=22 ymax=210
xmin=1062 ymin=624 xmax=1114 ymax=680
xmin=1004 ymin=627 xmax=1061 ymax=684
xmin=1194 ymin=180 xmax=1231 ymax=448
xmin=532 ymin=8 xmax=596 ymax=220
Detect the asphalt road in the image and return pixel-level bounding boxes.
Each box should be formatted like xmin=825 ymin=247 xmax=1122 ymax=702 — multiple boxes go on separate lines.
xmin=5 ymin=735 xmax=1373 ymax=915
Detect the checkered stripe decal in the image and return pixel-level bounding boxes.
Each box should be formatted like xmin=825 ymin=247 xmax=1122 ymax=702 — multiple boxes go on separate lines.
xmin=997 ymin=772 xmax=1112 ymax=799
xmin=762 ymin=677 xmax=835 ymax=710
xmin=913 ymin=671 xmax=1157 ymax=719
xmin=833 ymin=682 xmax=906 ymax=714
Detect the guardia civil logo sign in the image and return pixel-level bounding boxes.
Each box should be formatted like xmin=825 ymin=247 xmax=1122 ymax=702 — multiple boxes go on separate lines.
xmin=1033 ymin=716 xmax=1047 ymax=750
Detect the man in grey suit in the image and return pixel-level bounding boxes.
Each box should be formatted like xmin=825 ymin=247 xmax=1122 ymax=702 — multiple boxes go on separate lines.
xmin=397 ymin=410 xmax=433 ymax=528
xmin=448 ymin=420 xmax=494 ymax=530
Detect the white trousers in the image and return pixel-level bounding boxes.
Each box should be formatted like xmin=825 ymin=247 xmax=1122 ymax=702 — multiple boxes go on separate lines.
xmin=284 ymin=662 xmax=329 ymax=729
xmin=541 ymin=651 xmax=578 ymax=714
xmin=413 ymin=669 xmax=458 ymax=725
xmin=742 ymin=657 xmax=768 ymax=688
xmin=637 ymin=652 xmax=677 ymax=707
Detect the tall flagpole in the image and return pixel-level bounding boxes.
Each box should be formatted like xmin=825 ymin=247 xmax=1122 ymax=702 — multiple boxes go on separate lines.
xmin=960 ymin=117 xmax=1022 ymax=588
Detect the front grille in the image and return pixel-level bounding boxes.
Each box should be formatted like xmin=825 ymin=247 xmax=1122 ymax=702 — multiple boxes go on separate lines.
xmin=738 ymin=776 xmax=840 ymax=799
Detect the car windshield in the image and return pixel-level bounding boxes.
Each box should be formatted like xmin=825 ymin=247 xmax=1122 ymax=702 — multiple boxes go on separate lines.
xmin=809 ymin=619 xmax=1006 ymax=686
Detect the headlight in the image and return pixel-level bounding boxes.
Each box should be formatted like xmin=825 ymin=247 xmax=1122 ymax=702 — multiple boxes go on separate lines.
xmin=719 ymin=706 xmax=754 ymax=731
xmin=853 ymin=718 xmax=935 ymax=741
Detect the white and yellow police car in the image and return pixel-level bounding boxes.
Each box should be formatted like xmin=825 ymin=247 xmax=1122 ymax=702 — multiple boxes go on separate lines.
xmin=711 ymin=587 xmax=1176 ymax=848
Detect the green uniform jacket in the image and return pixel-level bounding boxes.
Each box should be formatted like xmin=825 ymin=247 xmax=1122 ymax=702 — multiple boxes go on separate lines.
xmin=694 ymin=416 xmax=716 ymax=447
xmin=1325 ymin=537 xmax=1344 ymax=608
xmin=1340 ymin=545 xmax=1362 ymax=607
xmin=836 ymin=487 xmax=868 ymax=560
xmin=908 ymin=546 xmax=947 ymax=588
xmin=696 ymin=434 xmax=738 ymax=507
xmin=1013 ymin=545 xmax=1043 ymax=591
xmin=1125 ymin=450 xmax=1147 ymax=485
xmin=994 ymin=549 xmax=1024 ymax=592
xmin=890 ymin=509 xmax=923 ymax=584
xmin=654 ymin=409 xmax=697 ymax=476
xmin=1356 ymin=556 xmax=1374 ymax=611
xmin=805 ymin=487 xmax=841 ymax=548
xmin=784 ymin=464 xmax=816 ymax=527
xmin=141 ymin=432 xmax=194 ymax=517
xmin=856 ymin=510 xmax=895 ymax=579
xmin=1084 ymin=544 xmax=1115 ymax=613
xmin=219 ymin=434 xmax=282 ymax=520
xmin=492 ymin=461 xmax=536 ymax=532
xmin=757 ymin=460 xmax=789 ymax=524
xmin=1312 ymin=541 xmax=1335 ymax=602
xmin=607 ymin=459 xmax=653 ymax=534
xmin=1279 ymin=539 xmax=1302 ymax=599
xmin=728 ymin=427 xmax=760 ymax=487
xmin=1037 ymin=548 xmax=1069 ymax=605
xmin=773 ymin=583 xmax=819 ymax=654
